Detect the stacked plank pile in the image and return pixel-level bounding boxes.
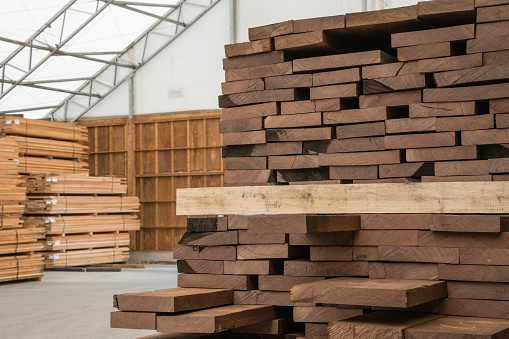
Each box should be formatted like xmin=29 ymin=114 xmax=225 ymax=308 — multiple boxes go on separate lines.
xmin=0 ymin=137 xmax=44 ymax=283
xmin=219 ymin=0 xmax=509 ymax=186
xmin=23 ymin=175 xmax=139 ymax=268
xmin=111 ymin=183 xmax=509 ymax=339
xmin=0 ymin=116 xmax=89 ymax=175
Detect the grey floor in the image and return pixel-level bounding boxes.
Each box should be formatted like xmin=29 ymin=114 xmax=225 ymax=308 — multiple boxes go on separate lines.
xmin=0 ymin=265 xmax=178 ymax=339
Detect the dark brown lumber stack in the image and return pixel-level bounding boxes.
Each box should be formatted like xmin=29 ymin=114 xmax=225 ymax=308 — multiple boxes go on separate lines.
xmin=218 ymin=0 xmax=509 ymax=186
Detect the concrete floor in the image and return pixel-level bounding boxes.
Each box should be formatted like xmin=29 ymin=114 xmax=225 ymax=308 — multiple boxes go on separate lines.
xmin=0 ymin=265 xmax=178 ymax=339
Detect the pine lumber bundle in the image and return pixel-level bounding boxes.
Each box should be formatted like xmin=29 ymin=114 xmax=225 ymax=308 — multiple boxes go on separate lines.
xmin=45 ymin=233 xmax=130 ymax=251
xmin=44 ymin=247 xmax=130 ymax=268
xmin=11 ymin=136 xmax=89 ymax=160
xmin=219 ymin=0 xmax=509 ymax=186
xmin=0 ymin=116 xmax=88 ymax=142
xmin=23 ymin=214 xmax=140 ymax=234
xmin=24 ymin=175 xmax=127 ymax=195
xmin=25 ymin=196 xmax=139 ymax=214
xmin=0 ymin=254 xmax=44 ymax=283
xmin=18 ymin=157 xmax=89 ymax=175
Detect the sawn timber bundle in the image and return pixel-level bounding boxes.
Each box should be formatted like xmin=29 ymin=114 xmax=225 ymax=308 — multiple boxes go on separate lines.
xmin=219 ymin=0 xmax=509 ymax=186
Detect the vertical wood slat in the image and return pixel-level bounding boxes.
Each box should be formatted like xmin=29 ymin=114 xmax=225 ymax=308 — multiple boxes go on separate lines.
xmin=79 ymin=111 xmax=222 ymax=252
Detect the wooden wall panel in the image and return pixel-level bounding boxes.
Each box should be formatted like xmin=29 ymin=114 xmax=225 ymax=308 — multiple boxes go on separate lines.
xmin=80 ymin=112 xmax=223 ymax=251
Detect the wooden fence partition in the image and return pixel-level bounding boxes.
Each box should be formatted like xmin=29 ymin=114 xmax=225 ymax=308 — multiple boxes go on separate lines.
xmin=79 ymin=111 xmax=223 ymax=251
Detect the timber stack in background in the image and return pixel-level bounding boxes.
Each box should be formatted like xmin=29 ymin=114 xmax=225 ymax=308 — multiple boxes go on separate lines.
xmin=219 ymin=0 xmax=509 ymax=186
xmin=0 ymin=117 xmax=140 ymax=282
xmin=110 ymin=0 xmax=509 ymax=338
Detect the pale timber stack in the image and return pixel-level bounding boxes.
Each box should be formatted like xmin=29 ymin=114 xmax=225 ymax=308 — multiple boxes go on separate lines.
xmin=22 ymin=175 xmax=140 ymax=268
xmin=0 ymin=116 xmax=89 ymax=175
xmin=0 ymin=137 xmax=44 ymax=283
xmin=110 ymin=0 xmax=509 ymax=338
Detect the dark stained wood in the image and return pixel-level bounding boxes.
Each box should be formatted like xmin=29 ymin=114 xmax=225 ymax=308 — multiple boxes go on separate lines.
xmin=115 ymin=288 xmax=233 ymax=312
xmin=268 ymin=155 xmax=319 ymax=170
xmin=238 ymin=230 xmax=287 ymax=244
xmin=289 ymin=232 xmax=353 ymax=246
xmin=219 ymin=117 xmax=263 ymax=133
xmin=177 ymin=260 xmax=224 ymax=274
xmin=225 ymin=39 xmax=272 ymax=58
xmin=429 ymin=214 xmax=508 ymax=232
xmin=280 ymin=100 xmax=316 ymax=115
xmin=439 ymin=298 xmax=509 ymax=319
xmin=484 ymin=50 xmax=509 ymax=66
xmin=264 ymin=74 xmax=312 ymax=90
xmin=477 ymin=21 xmax=509 ymax=38
xmin=477 ymin=4 xmax=509 ymax=22
xmin=187 ymin=218 xmax=220 ymax=233
xmin=223 ymin=170 xmax=275 ymax=186
xmin=294 ymin=306 xmax=363 ymax=323
xmin=418 ymin=53 xmax=482 ymax=73
xmin=111 ymin=311 xmax=156 ymax=330
xmin=323 ymin=107 xmax=389 ymax=125
xmin=223 ymin=51 xmax=286 ymax=70
xmin=236 ymin=244 xmax=305 ymax=260
xmin=359 ymin=90 xmax=422 ymax=108
xmin=434 ymin=160 xmax=489 ymax=176
xmin=447 ymin=281 xmax=509 ymax=300
xmin=497 ymin=114 xmax=509 ymax=128
xmin=266 ymin=127 xmax=332 ymax=142
xmin=417 ymin=0 xmax=475 ymax=24
xmin=177 ymin=274 xmax=256 ymax=290
xmin=435 ymin=64 xmax=509 ymax=87
xmin=318 ymin=150 xmax=401 ymax=166
xmin=265 ymin=112 xmax=321 ymax=129
xmin=223 ymin=260 xmax=283 ymax=275
xmin=258 ymin=275 xmax=325 ymax=292
xmin=369 ymin=262 xmax=440 ymax=280
xmin=409 ymin=101 xmax=479 ymax=118
xmin=476 ymin=0 xmax=509 ymax=7
xmin=249 ymin=21 xmax=294 ymax=40
xmin=363 ymin=73 xmax=426 ymax=94
xmin=225 ymin=62 xmax=292 ymax=82
xmin=406 ymin=145 xmax=478 ymax=162
xmin=397 ymin=42 xmax=456 ymax=61
xmin=305 ymin=323 xmax=328 ymax=338
xmin=284 ymin=260 xmax=369 ymax=277
xmin=233 ymin=290 xmax=314 ymax=307
xmin=221 ymin=79 xmax=264 ymax=95
xmin=362 ymin=61 xmax=419 ymax=79
xmin=418 ymin=231 xmax=509 ymax=248
xmin=232 ymin=317 xmax=294 ymax=335
xmin=378 ymin=246 xmax=459 ymax=264
xmin=406 ymin=315 xmax=509 ymax=338
xmin=304 ymin=137 xmax=385 ymax=154
xmin=222 ymin=142 xmax=302 ymax=157
xmin=291 ymin=277 xmax=446 ymax=308
xmin=276 ymin=168 xmax=330 ymax=183
xmin=173 ymin=245 xmax=236 ymax=261
xmin=329 ymin=166 xmax=378 ymax=180
xmin=384 ymin=132 xmax=457 ymax=149
xmin=219 ymin=89 xmax=300 ymax=108
xmin=336 ymin=122 xmax=386 ymax=139
xmin=330 ymin=311 xmax=443 ymax=339
xmin=221 ymin=102 xmax=279 ymax=121
xmin=225 ymin=156 xmax=267 ymax=170
xmin=313 ymin=68 xmax=360 ymax=86
xmin=345 ymin=5 xmax=421 ymax=30
xmin=392 ymin=24 xmax=474 ymax=48
xmin=293 ymin=15 xmax=345 ymax=33
xmin=435 ymin=114 xmax=494 ymax=131
xmin=242 ymin=214 xmax=360 ymax=234
xmin=467 ymin=36 xmax=509 ymax=53
xmin=222 ymin=130 xmax=266 ymax=146
xmin=309 ymin=83 xmax=360 ymax=100
xmin=293 ymin=50 xmax=396 ymax=73
xmin=309 ymin=246 xmax=353 ymax=261
xmin=178 ymin=231 xmax=238 ymax=246
xmin=361 ymin=214 xmax=432 ymax=230
xmin=274 ymin=31 xmax=335 ymax=52
xmin=379 ymin=162 xmax=434 ymax=178
xmin=353 ymin=230 xmax=419 ymax=246
xmin=156 ymin=305 xmax=278 ymax=334
xmin=385 ymin=117 xmax=436 ymax=134
xmin=491 ymin=98 xmax=509 ymax=114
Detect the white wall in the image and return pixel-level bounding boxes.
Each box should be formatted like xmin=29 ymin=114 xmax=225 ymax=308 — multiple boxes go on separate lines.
xmin=76 ymin=0 xmax=425 ymax=121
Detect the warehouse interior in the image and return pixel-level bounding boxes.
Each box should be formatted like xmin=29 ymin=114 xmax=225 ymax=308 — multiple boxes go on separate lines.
xmin=3 ymin=0 xmax=509 ymax=338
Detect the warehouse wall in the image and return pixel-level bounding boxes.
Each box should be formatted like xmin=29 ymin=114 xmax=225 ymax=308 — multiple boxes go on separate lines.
xmin=74 ymin=0 xmax=426 ymax=121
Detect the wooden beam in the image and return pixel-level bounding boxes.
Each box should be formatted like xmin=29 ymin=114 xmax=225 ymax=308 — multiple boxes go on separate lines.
xmin=176 ymin=182 xmax=509 ymax=215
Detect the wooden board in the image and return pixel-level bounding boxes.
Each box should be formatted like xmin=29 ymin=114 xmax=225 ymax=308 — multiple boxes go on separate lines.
xmin=290 ymin=277 xmax=447 ymax=308
xmin=293 ymin=306 xmax=363 ymax=323
xmin=236 ymin=244 xmax=304 ymax=260
xmin=110 ymin=311 xmax=156 ymax=330
xmin=405 ymin=315 xmax=509 ymax=338
xmin=284 ymin=260 xmax=369 ymax=277
xmin=409 ymin=101 xmax=478 ymax=118
xmin=223 ymin=260 xmax=282 ymax=275
xmin=258 ymin=275 xmax=325 ymax=292
xmin=418 ymin=54 xmax=483 ymax=73
xmin=359 ymin=90 xmax=422 ymax=108
xmin=224 ymin=39 xmax=272 ymax=58
xmin=176 ymin=182 xmax=509 ymax=215
xmin=438 ymin=298 xmax=509 ymax=319
xmin=369 ymin=262 xmax=439 ymax=280
xmin=293 ymin=50 xmax=396 ymax=73
xmin=438 ymin=264 xmax=509 ymax=282
xmin=378 ymin=246 xmax=459 ymax=264
xmin=114 ymin=288 xmax=233 ymax=312
xmin=241 ymin=214 xmax=360 ymax=234
xmin=406 ymin=145 xmax=478 ymax=162
xmin=173 ymin=245 xmax=236 ymax=261
xmin=288 ymin=232 xmax=353 ymax=246
xmin=391 ymin=24 xmax=474 ymax=47
xmin=318 ymin=150 xmax=401 ymax=166
xmin=157 ymin=305 xmax=277 ymax=333
xmin=397 ymin=42 xmax=456 ymax=61
xmin=177 ymin=274 xmax=256 ymax=291
xmin=329 ymin=311 xmax=443 ymax=339
xmin=233 ymin=290 xmax=315 ymax=307
xmin=361 ymin=214 xmax=431 ymax=230
xmin=232 ymin=317 xmax=294 ymax=335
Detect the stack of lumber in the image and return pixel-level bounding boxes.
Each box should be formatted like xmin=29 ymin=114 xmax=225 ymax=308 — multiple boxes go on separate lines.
xmin=22 ymin=175 xmax=140 ymax=268
xmin=24 ymin=175 xmax=127 ymax=195
xmin=219 ymin=0 xmax=509 ymax=186
xmin=112 ymin=181 xmax=509 ymax=337
xmin=0 ymin=116 xmax=88 ymax=175
xmin=0 ymin=137 xmax=45 ymax=283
